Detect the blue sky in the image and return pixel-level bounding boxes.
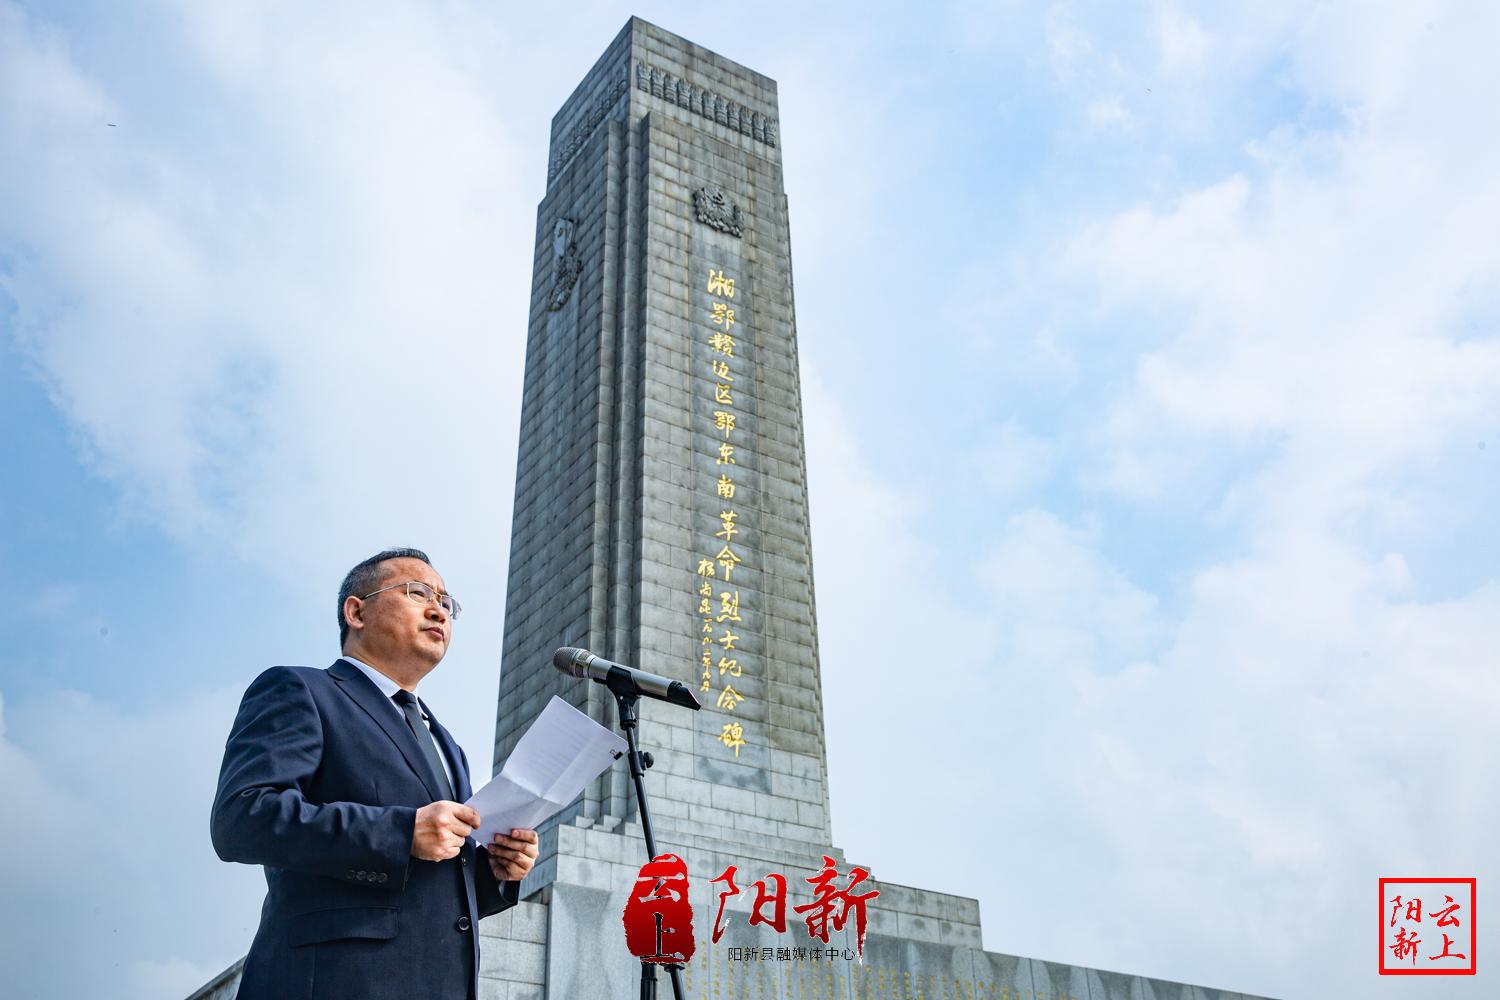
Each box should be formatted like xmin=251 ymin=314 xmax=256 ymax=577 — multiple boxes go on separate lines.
xmin=2 ymin=2 xmax=1498 ymax=998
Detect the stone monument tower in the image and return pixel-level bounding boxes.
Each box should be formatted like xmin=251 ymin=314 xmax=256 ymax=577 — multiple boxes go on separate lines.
xmin=498 ymin=15 xmax=828 ymax=859
xmin=489 ymin=16 xmax=849 ymax=997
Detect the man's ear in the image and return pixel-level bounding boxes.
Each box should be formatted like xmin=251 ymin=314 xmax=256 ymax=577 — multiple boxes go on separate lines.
xmin=343 ymin=595 xmax=366 ymax=636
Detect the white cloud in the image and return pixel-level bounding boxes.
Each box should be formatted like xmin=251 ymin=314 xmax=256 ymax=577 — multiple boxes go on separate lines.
xmin=0 ymin=0 xmax=555 ymax=779
xmin=1043 ymin=4 xmax=1093 ymax=83
xmin=1085 ymin=95 xmax=1133 ymax=132
xmin=806 ymin=472 xmax=1499 ymax=995
xmin=978 ymin=509 xmax=1164 ymax=671
xmin=0 ymin=694 xmax=83 ymax=899
xmin=1154 ymin=3 xmax=1210 ymax=74
xmin=802 ymin=362 xmax=998 ymax=868
xmin=805 ymin=5 xmax=1500 ymax=998
xmin=129 ymin=957 xmax=231 ymax=999
xmin=0 ymin=685 xmax=264 ymax=1000
xmin=0 ymin=0 xmax=536 ymax=582
xmin=1059 ymin=57 xmax=1500 ymax=504
xmin=967 ymin=421 xmax=1053 ymax=498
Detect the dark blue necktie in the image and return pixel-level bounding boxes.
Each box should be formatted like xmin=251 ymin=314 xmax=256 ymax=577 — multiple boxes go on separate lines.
xmin=392 ymin=690 xmax=455 ymax=801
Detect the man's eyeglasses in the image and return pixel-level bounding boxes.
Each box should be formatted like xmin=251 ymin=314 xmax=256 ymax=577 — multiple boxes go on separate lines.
xmin=362 ymin=581 xmax=462 ymax=621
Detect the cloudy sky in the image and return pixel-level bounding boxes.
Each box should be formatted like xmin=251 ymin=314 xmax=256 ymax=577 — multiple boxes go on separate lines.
xmin=2 ymin=2 xmax=1497 ymax=998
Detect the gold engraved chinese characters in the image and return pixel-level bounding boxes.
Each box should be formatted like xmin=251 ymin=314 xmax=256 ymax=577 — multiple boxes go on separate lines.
xmin=694 ymin=267 xmax=753 ymax=758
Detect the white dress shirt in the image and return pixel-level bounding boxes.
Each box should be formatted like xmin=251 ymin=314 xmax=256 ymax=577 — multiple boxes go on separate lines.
xmin=340 ymin=655 xmax=456 ymax=791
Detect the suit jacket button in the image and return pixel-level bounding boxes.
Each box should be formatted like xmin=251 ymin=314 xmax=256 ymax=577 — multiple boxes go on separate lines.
xmin=357 ymin=870 xmax=367 ymax=880
xmin=461 ymin=856 xmax=469 ymax=866
xmin=346 ymin=869 xmax=356 ymax=880
xmin=456 ymin=916 xmax=472 ymax=932
xmin=377 ymin=873 xmax=388 ymax=883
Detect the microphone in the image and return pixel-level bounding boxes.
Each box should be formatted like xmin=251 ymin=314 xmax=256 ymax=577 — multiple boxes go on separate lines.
xmin=553 ymin=647 xmax=702 ymax=710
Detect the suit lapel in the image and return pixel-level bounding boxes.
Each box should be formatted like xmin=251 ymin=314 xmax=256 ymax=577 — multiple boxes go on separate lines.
xmin=327 ymin=658 xmax=447 ymax=803
xmin=425 ymin=705 xmax=471 ymax=802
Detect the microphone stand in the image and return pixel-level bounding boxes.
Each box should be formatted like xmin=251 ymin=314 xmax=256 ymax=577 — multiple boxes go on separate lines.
xmin=606 ymin=669 xmax=687 ymax=1000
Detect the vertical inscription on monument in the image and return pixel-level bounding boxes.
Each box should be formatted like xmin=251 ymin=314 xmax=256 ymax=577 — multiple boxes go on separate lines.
xmin=694 ymin=265 xmax=753 ymax=758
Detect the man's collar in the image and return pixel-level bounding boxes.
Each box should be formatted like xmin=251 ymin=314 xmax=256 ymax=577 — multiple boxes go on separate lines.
xmin=339 ymin=655 xmax=419 ymax=708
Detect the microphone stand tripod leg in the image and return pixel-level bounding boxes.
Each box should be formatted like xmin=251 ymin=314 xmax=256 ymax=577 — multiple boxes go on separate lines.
xmin=610 ymin=686 xmax=686 ymax=1000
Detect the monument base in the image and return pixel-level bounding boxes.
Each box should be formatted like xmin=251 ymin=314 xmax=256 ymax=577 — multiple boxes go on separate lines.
xmin=470 ymin=820 xmax=1275 ymax=1000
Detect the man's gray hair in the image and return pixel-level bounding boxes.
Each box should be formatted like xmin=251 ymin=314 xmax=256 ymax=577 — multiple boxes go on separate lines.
xmin=338 ymin=547 xmax=432 ymax=647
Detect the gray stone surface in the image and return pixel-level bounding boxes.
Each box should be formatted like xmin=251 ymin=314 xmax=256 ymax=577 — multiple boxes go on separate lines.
xmin=1089 ymin=967 xmax=1147 ymax=1000
xmin=184 ymin=959 xmax=242 ymax=1000
xmin=1031 ymin=958 xmax=1094 ymax=1000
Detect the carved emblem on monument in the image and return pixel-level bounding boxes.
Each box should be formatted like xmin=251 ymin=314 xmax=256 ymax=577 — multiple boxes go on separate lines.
xmin=692 ymin=186 xmax=744 ymax=238
xmin=547 ymin=217 xmax=583 ymax=311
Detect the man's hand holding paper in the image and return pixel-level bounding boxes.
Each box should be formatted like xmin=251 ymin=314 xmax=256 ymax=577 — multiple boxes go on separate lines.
xmin=486 ymin=829 xmax=541 ymax=881
xmin=465 ymin=696 xmax=628 ymax=847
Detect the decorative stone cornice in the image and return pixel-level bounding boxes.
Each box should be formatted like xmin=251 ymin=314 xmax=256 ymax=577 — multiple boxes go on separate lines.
xmin=548 ymin=68 xmax=630 ymax=182
xmin=635 ymin=61 xmax=778 ymax=148
xmin=548 ymin=61 xmax=780 ymax=184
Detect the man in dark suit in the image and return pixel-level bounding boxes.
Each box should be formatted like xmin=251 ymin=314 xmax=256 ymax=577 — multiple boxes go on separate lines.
xmin=212 ymin=547 xmax=538 ymax=1000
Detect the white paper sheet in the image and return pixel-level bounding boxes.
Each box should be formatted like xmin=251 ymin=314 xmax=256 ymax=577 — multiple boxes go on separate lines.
xmin=465 ymin=695 xmax=627 ymax=845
